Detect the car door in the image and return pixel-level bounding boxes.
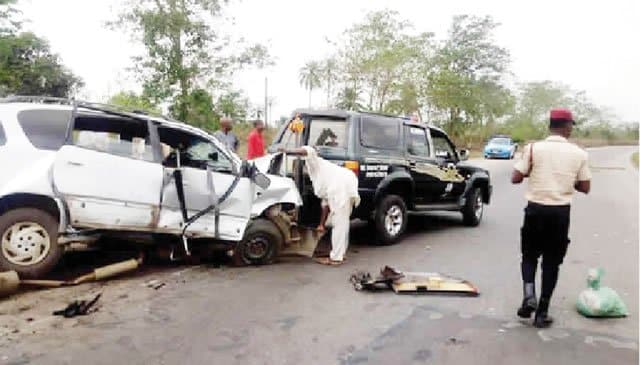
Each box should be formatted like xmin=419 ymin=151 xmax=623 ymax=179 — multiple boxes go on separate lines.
xmin=405 ymin=125 xmax=438 ymax=204
xmin=52 ymin=113 xmax=164 ymax=229
xmin=156 ymin=126 xmax=252 ymax=241
xmin=429 ymin=129 xmax=466 ymax=201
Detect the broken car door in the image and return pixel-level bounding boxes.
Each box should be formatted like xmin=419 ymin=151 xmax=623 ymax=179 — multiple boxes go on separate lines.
xmin=52 ymin=114 xmax=163 ymax=229
xmin=156 ymin=126 xmax=252 ymax=241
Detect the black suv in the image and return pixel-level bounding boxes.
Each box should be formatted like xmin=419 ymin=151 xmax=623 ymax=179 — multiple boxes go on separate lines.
xmin=268 ymin=109 xmax=492 ymax=244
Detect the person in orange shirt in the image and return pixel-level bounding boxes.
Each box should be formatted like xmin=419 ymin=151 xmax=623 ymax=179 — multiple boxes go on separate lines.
xmin=247 ymin=119 xmax=265 ymax=160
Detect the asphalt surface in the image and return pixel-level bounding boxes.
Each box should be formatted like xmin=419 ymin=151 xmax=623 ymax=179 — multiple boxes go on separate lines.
xmin=0 ymin=146 xmax=638 ymax=365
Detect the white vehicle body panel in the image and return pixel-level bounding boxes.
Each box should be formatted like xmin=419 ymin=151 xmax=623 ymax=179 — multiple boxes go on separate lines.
xmin=251 ymin=174 xmax=302 ymax=218
xmin=53 ymin=145 xmax=163 ymax=229
xmin=0 ymin=106 xmax=59 ymax=198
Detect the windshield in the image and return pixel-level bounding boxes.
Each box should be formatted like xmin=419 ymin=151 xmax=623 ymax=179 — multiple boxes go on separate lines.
xmin=489 ymin=138 xmax=511 ymax=145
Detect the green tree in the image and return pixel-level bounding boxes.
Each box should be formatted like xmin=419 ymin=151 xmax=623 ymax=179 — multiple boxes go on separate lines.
xmin=322 ymin=57 xmax=338 ymax=107
xmin=0 ymin=1 xmax=82 ymax=97
xmin=0 ymin=32 xmax=83 ymax=97
xmin=336 ymin=10 xmax=433 ymax=112
xmin=0 ymin=0 xmax=20 ymax=34
xmin=335 ymin=86 xmax=364 ymax=111
xmin=426 ymin=15 xmax=510 ymax=134
xmin=112 ymin=0 xmax=270 ymax=123
xmin=299 ymin=60 xmax=322 ymax=107
xmin=107 ymin=91 xmax=159 ymax=113
xmin=214 ymin=89 xmax=250 ymax=123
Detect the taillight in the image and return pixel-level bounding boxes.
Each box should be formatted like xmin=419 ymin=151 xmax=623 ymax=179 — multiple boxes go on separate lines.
xmin=344 ymin=160 xmax=359 ymax=176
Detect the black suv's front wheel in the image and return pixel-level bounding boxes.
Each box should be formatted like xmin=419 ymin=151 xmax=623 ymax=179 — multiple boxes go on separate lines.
xmin=373 ymin=195 xmax=408 ymax=245
xmin=462 ymin=188 xmax=484 ymax=226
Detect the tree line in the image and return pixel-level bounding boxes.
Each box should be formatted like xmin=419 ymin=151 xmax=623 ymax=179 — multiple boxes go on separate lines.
xmin=299 ymin=10 xmax=638 ymax=145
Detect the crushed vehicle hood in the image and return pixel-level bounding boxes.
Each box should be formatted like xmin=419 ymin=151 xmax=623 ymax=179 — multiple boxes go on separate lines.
xmin=251 ymin=172 xmax=302 ymax=217
xmin=249 ymin=153 xmax=303 ymax=217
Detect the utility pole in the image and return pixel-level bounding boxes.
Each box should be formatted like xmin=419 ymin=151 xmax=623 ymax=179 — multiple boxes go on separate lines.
xmin=264 ymin=77 xmax=268 ymax=127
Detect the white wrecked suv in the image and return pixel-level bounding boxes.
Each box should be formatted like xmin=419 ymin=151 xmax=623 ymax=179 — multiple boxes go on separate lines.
xmin=0 ymin=97 xmax=306 ymax=278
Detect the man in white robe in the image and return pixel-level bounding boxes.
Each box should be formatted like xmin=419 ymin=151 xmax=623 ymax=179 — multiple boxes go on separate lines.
xmin=280 ymin=146 xmax=360 ymax=265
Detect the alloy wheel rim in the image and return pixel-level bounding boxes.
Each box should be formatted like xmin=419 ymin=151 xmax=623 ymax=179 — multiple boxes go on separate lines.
xmin=474 ymin=194 xmax=484 ymax=219
xmin=384 ymin=205 xmax=403 ymax=236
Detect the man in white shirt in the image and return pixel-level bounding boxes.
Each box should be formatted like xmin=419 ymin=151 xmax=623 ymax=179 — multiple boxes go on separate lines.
xmin=511 ymin=108 xmax=592 ymax=328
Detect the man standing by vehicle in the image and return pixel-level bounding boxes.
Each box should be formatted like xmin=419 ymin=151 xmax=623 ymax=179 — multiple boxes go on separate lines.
xmin=214 ymin=116 xmax=239 ymax=153
xmin=511 ymin=108 xmax=591 ymax=328
xmin=247 ymin=119 xmax=266 ymax=160
xmin=279 ymin=145 xmax=360 ymax=265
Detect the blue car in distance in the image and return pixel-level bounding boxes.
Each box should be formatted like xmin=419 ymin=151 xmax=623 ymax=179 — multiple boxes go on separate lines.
xmin=484 ymin=135 xmax=518 ymax=159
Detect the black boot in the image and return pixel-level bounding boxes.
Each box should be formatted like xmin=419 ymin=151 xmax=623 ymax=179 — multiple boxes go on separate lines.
xmin=533 ymin=297 xmax=554 ymax=328
xmin=517 ymin=283 xmax=537 ymax=318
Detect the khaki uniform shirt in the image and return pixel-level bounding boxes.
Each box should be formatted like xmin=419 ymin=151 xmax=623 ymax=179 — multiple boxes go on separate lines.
xmin=514 ymin=135 xmax=591 ymax=206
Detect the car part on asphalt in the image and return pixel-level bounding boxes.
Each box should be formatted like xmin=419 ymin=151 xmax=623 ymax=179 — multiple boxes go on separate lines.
xmin=53 ymin=293 xmax=101 ymax=318
xmin=5 ymin=257 xmax=144 ymax=294
xmin=0 ymin=270 xmax=19 ymax=298
xmin=350 ymin=266 xmax=479 ymax=296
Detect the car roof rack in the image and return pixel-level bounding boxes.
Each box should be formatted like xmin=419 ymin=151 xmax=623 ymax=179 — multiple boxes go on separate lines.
xmin=0 ymin=95 xmax=178 ymax=124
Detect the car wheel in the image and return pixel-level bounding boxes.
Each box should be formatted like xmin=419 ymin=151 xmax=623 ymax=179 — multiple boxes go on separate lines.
xmin=0 ymin=208 xmax=62 ymax=279
xmin=373 ymin=195 xmax=408 ymax=245
xmin=462 ymin=188 xmax=484 ymax=227
xmin=233 ymin=218 xmax=283 ymax=266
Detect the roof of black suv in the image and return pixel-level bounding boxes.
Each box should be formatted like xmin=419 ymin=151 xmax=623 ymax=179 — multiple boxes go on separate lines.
xmin=292 ymin=108 xmax=450 ymax=136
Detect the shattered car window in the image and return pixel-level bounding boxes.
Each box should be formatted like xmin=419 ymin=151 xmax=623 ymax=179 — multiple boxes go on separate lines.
xmin=72 ymin=115 xmax=154 ymax=162
xmin=308 ymin=119 xmax=347 ymax=149
xmin=158 ymin=127 xmax=234 ymax=173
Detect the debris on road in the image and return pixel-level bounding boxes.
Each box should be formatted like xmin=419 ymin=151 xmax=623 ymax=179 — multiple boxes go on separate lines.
xmin=576 ymin=268 xmax=628 ymax=318
xmin=1 ymin=257 xmax=143 ymax=301
xmin=144 ymin=279 xmax=166 ymax=290
xmin=53 ymin=293 xmax=102 ymax=318
xmin=349 ymin=266 xmax=479 ymax=296
xmin=0 ymin=271 xmax=19 ymax=298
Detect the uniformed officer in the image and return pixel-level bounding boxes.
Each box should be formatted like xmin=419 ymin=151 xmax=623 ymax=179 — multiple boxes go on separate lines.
xmin=511 ymin=108 xmax=592 ymax=328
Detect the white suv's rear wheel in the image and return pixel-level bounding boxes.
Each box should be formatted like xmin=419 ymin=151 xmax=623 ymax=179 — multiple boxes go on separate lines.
xmin=0 ymin=208 xmax=62 ymax=278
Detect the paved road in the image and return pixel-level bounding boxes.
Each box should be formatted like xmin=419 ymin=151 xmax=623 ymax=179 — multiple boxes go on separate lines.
xmin=0 ymin=146 xmax=637 ymax=365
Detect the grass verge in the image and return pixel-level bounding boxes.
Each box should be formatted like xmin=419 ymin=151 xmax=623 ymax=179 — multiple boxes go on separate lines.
xmin=632 ymin=152 xmax=639 ymax=169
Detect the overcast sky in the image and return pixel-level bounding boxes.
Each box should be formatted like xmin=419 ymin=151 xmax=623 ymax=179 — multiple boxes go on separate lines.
xmin=16 ymin=0 xmax=640 ymax=123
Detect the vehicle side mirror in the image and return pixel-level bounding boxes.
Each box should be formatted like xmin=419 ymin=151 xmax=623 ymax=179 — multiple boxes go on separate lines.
xmin=458 ymin=149 xmax=469 ymax=161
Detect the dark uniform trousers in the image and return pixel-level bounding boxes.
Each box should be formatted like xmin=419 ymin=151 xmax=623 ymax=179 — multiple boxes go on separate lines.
xmin=520 ymin=202 xmax=571 ymax=300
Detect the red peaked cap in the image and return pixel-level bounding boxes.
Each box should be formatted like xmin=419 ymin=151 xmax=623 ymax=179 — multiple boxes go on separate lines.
xmin=550 ymin=108 xmax=574 ymax=123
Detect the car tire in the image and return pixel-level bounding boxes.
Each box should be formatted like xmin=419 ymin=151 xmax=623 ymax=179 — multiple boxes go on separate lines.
xmin=373 ymin=195 xmax=408 ymax=245
xmin=0 ymin=208 xmax=62 ymax=279
xmin=233 ymin=218 xmax=283 ymax=266
xmin=462 ymin=188 xmax=484 ymax=227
